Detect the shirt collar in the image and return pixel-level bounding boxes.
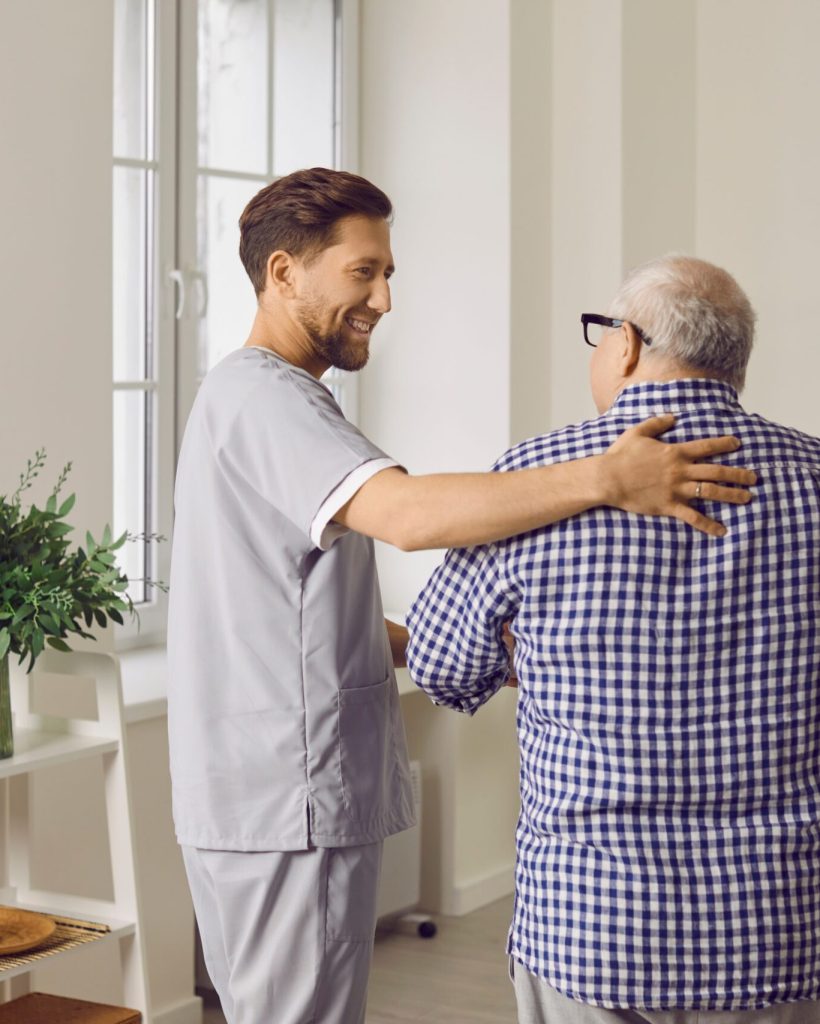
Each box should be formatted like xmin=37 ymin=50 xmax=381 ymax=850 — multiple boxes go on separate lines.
xmin=245 ymin=345 xmax=335 ymax=397
xmin=607 ymin=377 xmax=742 ymax=419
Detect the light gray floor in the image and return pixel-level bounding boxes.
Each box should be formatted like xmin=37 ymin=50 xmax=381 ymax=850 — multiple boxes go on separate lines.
xmin=200 ymin=895 xmax=516 ymax=1023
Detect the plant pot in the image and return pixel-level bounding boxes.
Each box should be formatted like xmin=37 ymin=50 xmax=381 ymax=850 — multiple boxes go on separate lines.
xmin=0 ymin=653 xmax=12 ymax=759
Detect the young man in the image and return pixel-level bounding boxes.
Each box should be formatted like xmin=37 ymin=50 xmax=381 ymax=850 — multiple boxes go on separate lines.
xmin=407 ymin=256 xmax=819 ymax=1023
xmin=167 ymin=172 xmax=754 ymax=1024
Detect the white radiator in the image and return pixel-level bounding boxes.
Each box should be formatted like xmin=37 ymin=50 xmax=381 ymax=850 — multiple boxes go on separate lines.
xmin=376 ymin=759 xmax=422 ymax=919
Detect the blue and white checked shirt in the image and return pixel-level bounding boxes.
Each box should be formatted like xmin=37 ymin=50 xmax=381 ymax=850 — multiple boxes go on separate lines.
xmin=406 ymin=379 xmax=820 ymax=1011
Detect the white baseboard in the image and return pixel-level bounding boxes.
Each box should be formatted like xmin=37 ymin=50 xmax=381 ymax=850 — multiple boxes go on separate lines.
xmin=445 ymin=863 xmax=514 ymax=917
xmin=152 ymin=995 xmax=203 ymax=1024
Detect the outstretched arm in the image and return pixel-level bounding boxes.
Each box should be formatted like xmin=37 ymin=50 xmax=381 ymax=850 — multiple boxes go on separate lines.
xmin=334 ymin=414 xmax=755 ymax=550
xmin=405 ymin=544 xmax=515 ymax=713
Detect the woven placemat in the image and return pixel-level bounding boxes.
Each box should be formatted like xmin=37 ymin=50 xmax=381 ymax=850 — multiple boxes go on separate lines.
xmin=0 ymin=914 xmax=110 ymax=973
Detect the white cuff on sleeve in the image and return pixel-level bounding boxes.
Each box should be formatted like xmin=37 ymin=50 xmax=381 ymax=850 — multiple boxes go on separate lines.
xmin=310 ymin=458 xmax=400 ymax=551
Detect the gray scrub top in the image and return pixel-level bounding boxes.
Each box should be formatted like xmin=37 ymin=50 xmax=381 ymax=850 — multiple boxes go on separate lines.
xmin=167 ymin=347 xmax=416 ymax=851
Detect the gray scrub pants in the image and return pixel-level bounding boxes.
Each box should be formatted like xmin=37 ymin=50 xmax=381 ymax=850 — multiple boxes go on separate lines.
xmin=182 ymin=842 xmax=383 ymax=1024
xmin=511 ymin=960 xmax=820 ymax=1024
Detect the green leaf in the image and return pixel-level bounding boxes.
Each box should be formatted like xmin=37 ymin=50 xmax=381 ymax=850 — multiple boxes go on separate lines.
xmin=39 ymin=613 xmax=61 ymax=634
xmin=57 ymin=606 xmax=75 ymax=628
xmin=0 ymin=628 xmax=10 ymax=659
xmin=31 ymin=629 xmax=44 ymax=661
xmin=2 ymin=453 xmax=163 ymax=652
xmin=11 ymin=604 xmax=32 ymax=627
xmin=110 ymin=530 xmax=128 ymax=551
xmin=46 ymin=636 xmax=72 ymax=653
xmin=57 ymin=493 xmax=76 ymax=517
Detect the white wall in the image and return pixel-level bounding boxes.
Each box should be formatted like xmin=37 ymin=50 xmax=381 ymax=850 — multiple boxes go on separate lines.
xmin=549 ymin=0 xmax=624 ymax=429
xmin=549 ymin=0 xmax=700 ymax=428
xmin=510 ymin=0 xmax=552 ymax=445
xmin=0 ymin=4 xmax=196 ymax=1019
xmin=357 ymin=0 xmax=820 ymax=916
xmin=0 ymin=0 xmax=115 ymax=943
xmin=622 ymin=0 xmax=696 ymax=270
xmin=545 ymin=0 xmax=820 ymax=434
xmin=359 ymin=0 xmax=513 ymax=614
xmin=696 ymin=0 xmax=820 ymax=436
xmin=0 ymin=0 xmax=113 ymax=538
xmin=0 ymin=0 xmax=120 ymax=999
xmin=358 ymin=0 xmax=521 ymax=911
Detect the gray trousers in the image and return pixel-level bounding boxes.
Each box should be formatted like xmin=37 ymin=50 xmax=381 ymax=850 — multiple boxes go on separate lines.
xmin=511 ymin=959 xmax=820 ymax=1024
xmin=182 ymin=842 xmax=383 ymax=1024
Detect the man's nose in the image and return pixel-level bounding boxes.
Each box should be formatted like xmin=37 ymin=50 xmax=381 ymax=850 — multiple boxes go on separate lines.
xmin=368 ymin=278 xmax=391 ymax=315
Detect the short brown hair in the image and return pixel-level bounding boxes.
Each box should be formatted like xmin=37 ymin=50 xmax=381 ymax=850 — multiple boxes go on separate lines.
xmin=238 ymin=167 xmax=393 ymax=295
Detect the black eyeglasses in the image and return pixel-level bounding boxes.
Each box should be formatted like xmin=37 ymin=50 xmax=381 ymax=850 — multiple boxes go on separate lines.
xmin=581 ymin=313 xmax=653 ymax=348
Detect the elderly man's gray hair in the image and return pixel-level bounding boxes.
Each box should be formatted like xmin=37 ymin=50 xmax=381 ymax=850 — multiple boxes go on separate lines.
xmin=608 ymin=255 xmax=756 ymax=391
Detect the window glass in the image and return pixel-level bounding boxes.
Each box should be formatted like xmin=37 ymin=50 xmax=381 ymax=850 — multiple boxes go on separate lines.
xmin=272 ymin=0 xmax=336 ymax=175
xmin=113 ymin=390 xmax=149 ymax=605
xmin=113 ymin=167 xmax=153 ymax=381
xmin=197 ymin=175 xmax=261 ymax=374
xmin=198 ymin=0 xmax=269 ymax=175
xmin=113 ymin=0 xmax=156 ymax=608
xmin=194 ymin=0 xmax=337 ymax=375
xmin=114 ymin=0 xmax=152 ymax=160
xmin=111 ymin=0 xmax=341 ymax=628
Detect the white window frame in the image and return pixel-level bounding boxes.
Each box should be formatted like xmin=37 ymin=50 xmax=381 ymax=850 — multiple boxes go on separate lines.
xmin=175 ymin=0 xmax=360 ymax=431
xmin=113 ymin=0 xmax=177 ymax=650
xmin=114 ymin=0 xmax=359 ymax=650
xmin=331 ymin=0 xmax=361 ymax=419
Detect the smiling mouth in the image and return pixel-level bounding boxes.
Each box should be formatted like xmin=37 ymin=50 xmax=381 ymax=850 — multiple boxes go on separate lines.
xmin=345 ymin=316 xmax=376 ymax=336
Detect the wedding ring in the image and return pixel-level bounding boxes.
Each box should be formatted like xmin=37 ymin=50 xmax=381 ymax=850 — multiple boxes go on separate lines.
xmin=695 ymin=482 xmax=703 ymax=499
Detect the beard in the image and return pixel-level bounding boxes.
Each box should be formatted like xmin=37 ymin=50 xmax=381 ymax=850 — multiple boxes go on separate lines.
xmin=296 ymin=298 xmax=371 ymax=372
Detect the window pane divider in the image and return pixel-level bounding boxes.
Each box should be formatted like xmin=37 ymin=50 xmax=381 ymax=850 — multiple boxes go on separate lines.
xmin=114 ymin=156 xmax=159 ymax=170
xmin=196 ymin=166 xmax=271 ymax=183
xmin=267 ymin=0 xmax=275 ymax=178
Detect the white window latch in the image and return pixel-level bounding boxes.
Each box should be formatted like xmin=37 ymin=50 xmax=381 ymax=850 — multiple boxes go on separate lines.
xmin=168 ymin=269 xmax=186 ymax=320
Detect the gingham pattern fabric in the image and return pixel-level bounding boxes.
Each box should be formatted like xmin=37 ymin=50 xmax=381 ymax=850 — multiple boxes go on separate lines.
xmin=406 ymin=379 xmax=820 ymax=1012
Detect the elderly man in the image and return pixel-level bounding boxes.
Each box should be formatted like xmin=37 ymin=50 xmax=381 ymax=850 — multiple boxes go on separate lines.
xmin=168 ymin=168 xmax=755 ymax=1024
xmin=407 ymin=256 xmax=820 ymax=1023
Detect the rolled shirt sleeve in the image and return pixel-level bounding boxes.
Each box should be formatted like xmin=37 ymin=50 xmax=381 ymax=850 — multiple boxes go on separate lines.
xmin=406 ymin=542 xmax=520 ymax=714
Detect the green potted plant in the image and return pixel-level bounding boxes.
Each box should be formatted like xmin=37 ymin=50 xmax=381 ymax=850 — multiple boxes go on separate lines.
xmin=0 ymin=450 xmax=163 ymax=758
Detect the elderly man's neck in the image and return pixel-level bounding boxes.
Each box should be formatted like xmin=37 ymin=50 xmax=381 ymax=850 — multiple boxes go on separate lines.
xmin=624 ymin=359 xmax=719 ymax=390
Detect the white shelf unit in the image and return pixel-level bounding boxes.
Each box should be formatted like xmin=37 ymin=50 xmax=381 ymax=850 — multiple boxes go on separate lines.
xmin=0 ymin=650 xmax=150 ymax=1019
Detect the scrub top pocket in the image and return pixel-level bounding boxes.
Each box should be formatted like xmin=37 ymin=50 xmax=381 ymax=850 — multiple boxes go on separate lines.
xmin=337 ymin=676 xmax=393 ymax=822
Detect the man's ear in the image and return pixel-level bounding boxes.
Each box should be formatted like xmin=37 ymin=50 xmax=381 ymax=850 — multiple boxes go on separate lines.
xmin=266 ymin=250 xmax=297 ymax=298
xmin=620 ymin=322 xmax=644 ymax=376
